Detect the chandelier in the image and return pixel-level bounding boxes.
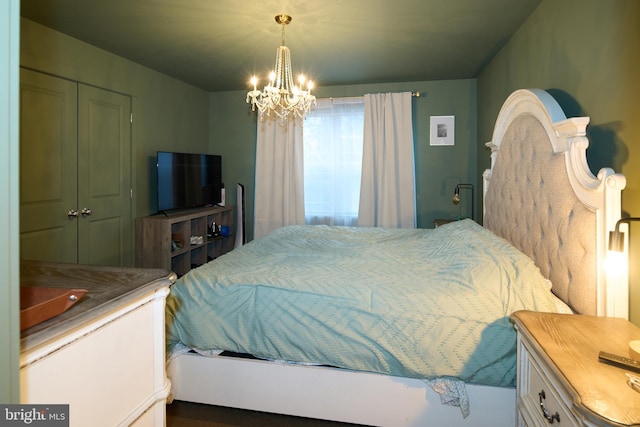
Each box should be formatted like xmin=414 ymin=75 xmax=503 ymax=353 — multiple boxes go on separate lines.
xmin=246 ymin=14 xmax=316 ymax=121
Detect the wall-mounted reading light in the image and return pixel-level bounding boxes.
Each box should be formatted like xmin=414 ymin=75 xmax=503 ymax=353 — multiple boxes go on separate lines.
xmin=605 ymin=217 xmax=638 ymax=281
xmin=453 ymin=183 xmax=475 ymax=220
xmin=609 ymin=217 xmax=640 ymax=252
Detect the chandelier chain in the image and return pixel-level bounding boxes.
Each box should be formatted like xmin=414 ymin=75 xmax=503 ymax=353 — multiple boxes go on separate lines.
xmin=281 ymin=21 xmax=286 ymax=46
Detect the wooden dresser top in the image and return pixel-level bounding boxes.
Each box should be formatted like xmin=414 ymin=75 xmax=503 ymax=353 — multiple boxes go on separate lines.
xmin=512 ymin=310 xmax=640 ymax=427
xmin=20 ymin=260 xmax=176 ymax=352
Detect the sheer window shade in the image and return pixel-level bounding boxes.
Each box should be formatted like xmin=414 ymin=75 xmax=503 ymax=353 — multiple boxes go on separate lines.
xmin=303 ymin=98 xmax=365 ymax=226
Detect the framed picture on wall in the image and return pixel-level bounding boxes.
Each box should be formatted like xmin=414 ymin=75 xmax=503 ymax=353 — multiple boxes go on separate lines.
xmin=430 ymin=115 xmax=455 ymax=146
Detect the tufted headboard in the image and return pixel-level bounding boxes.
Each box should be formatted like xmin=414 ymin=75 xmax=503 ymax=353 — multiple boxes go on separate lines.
xmin=482 ymin=89 xmax=627 ymax=317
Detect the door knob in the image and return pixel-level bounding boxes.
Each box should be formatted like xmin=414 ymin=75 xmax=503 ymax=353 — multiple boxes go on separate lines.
xmin=81 ymin=208 xmax=93 ymax=216
xmin=67 ymin=209 xmax=79 ymax=218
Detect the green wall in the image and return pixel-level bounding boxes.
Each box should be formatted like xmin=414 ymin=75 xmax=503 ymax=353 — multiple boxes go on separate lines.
xmin=20 ymin=18 xmax=212 ymax=221
xmin=208 ymin=91 xmax=258 ymax=241
xmin=1 ymin=0 xmax=20 ymax=404
xmin=210 ymin=79 xmax=478 ymax=241
xmin=477 ymin=0 xmax=640 ymax=323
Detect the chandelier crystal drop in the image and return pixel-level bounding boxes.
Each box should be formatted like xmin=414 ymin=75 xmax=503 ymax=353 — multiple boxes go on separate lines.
xmin=246 ymin=14 xmax=316 ymax=121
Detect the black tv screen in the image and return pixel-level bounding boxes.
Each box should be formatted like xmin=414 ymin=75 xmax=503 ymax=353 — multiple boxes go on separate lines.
xmin=157 ymin=151 xmax=222 ymax=212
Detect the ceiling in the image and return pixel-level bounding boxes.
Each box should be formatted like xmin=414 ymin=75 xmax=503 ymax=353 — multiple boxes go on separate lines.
xmin=20 ymin=0 xmax=541 ymax=92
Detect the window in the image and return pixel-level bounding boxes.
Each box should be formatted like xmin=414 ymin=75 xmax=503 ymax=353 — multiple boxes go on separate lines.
xmin=303 ymin=98 xmax=365 ymax=226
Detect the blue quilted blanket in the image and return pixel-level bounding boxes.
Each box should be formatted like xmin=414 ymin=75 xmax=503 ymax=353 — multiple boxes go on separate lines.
xmin=166 ymin=220 xmax=563 ymax=387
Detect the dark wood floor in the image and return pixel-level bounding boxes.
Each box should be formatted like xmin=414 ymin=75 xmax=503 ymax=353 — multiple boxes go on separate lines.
xmin=166 ymin=400 xmax=364 ymax=427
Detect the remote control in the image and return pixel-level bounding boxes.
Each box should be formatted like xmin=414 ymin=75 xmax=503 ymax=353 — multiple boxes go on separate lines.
xmin=598 ymin=351 xmax=640 ymax=374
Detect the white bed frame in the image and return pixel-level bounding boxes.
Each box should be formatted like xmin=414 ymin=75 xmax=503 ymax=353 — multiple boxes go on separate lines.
xmin=167 ymin=89 xmax=627 ymax=426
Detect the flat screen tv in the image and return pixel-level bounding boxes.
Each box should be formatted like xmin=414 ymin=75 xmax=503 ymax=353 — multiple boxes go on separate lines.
xmin=157 ymin=151 xmax=222 ymax=212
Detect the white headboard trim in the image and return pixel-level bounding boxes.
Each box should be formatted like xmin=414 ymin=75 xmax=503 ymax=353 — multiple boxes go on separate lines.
xmin=483 ymin=89 xmax=627 ymax=318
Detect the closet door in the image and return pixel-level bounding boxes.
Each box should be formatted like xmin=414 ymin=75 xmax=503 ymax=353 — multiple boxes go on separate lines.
xmin=19 ymin=69 xmax=133 ymax=266
xmin=77 ymin=85 xmax=132 ymax=266
xmin=20 ymin=69 xmax=78 ymax=263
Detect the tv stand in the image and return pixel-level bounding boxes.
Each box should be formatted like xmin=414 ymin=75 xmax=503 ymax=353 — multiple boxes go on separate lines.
xmin=135 ymin=205 xmax=234 ymax=276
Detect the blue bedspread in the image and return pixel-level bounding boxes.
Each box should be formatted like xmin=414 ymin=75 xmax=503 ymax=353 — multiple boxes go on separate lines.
xmin=166 ymin=220 xmax=562 ymax=387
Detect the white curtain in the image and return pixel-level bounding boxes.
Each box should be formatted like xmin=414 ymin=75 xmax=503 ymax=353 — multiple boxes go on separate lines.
xmin=358 ymin=92 xmax=416 ymax=228
xmin=253 ymin=119 xmax=305 ymax=239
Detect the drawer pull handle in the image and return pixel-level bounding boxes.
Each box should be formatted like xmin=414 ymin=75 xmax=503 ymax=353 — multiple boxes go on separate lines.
xmin=538 ymin=390 xmax=560 ymax=424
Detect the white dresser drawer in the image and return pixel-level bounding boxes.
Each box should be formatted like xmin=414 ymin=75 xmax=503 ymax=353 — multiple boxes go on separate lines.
xmin=518 ymin=348 xmax=580 ymax=427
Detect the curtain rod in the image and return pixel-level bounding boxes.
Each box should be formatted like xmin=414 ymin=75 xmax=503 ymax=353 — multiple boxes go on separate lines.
xmin=325 ymin=91 xmax=421 ymax=102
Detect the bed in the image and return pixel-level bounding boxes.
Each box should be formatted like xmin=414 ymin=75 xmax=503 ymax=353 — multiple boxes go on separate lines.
xmin=164 ymin=89 xmax=628 ymax=426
